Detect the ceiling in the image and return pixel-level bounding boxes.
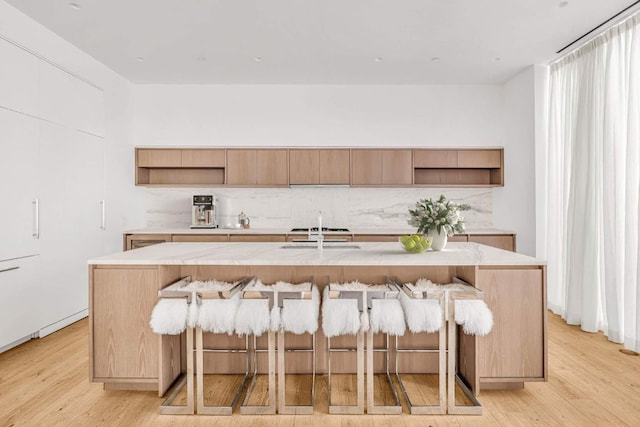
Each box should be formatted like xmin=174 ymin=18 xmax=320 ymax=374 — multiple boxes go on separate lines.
xmin=6 ymin=0 xmax=639 ymax=84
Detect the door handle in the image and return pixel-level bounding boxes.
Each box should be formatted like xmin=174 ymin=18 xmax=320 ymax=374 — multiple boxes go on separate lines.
xmin=0 ymin=266 xmax=19 ymax=274
xmin=100 ymin=200 xmax=106 ymax=230
xmin=32 ymin=198 xmax=39 ymax=238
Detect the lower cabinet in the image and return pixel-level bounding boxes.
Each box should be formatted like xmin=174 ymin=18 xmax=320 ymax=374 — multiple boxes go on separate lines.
xmin=125 ymin=234 xmax=171 ymax=251
xmin=229 ymin=234 xmax=286 ymax=242
xmin=0 ymin=256 xmax=41 ymax=349
xmin=475 ymin=267 xmax=546 ymax=384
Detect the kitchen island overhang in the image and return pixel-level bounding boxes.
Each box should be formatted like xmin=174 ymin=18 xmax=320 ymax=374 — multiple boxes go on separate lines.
xmin=88 ymin=242 xmax=547 ymax=397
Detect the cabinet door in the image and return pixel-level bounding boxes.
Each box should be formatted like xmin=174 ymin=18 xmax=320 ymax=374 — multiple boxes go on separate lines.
xmin=469 ymin=235 xmax=515 ymax=252
xmin=319 ymin=149 xmax=350 ymax=184
xmin=382 ymin=150 xmax=412 ymax=185
xmin=351 ymin=150 xmax=382 ymax=185
xmin=457 ymin=149 xmax=502 ymax=168
xmin=229 ymin=234 xmax=286 ymax=242
xmin=0 ymin=255 xmax=41 ymax=348
xmin=0 ymin=109 xmax=40 ymax=261
xmin=476 ymin=268 xmax=545 ymax=379
xmin=256 ymin=149 xmax=288 ymax=185
xmin=172 ymin=234 xmax=229 ymax=242
xmin=38 ymin=60 xmax=77 ymax=128
xmin=289 ymin=149 xmax=319 ymax=184
xmin=75 ymin=80 xmax=105 ymax=137
xmin=353 ymin=234 xmax=399 ymax=242
xmin=227 ymin=149 xmax=258 ymax=185
xmin=181 ymin=149 xmax=225 ymax=167
xmin=39 ymin=123 xmax=105 ymax=330
xmin=137 ymin=149 xmax=182 ymax=167
xmin=92 ymin=267 xmax=159 ymax=379
xmin=0 ymin=38 xmax=39 ymax=116
xmin=413 ymin=150 xmax=457 ymax=168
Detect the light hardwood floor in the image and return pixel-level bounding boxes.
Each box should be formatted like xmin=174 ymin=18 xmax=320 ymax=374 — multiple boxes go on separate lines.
xmin=1 ymin=312 xmax=639 ymax=426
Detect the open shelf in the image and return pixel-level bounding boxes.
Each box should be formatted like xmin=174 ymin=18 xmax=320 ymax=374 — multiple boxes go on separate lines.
xmin=413 ymin=148 xmax=503 ymax=187
xmin=136 ymin=167 xmax=225 ymax=186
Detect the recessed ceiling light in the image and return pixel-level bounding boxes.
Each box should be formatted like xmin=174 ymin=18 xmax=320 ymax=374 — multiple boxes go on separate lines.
xmin=431 ymin=57 xmax=440 ymax=62
xmin=69 ymin=2 xmax=81 ymax=10
xmin=494 ymin=57 xmax=502 ymax=61
xmin=196 ymin=56 xmax=207 ymax=62
xmin=375 ymin=57 xmax=384 ymax=62
xmin=559 ymin=1 xmax=569 ymax=8
xmin=254 ymin=57 xmax=262 ymax=62
xmin=135 ymin=57 xmax=145 ymax=62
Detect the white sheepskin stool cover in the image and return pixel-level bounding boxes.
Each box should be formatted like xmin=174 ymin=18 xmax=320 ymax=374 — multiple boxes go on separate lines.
xmin=369 ymin=298 xmax=406 ymax=336
xmin=235 ymin=280 xmax=273 ymax=336
xmin=150 ymin=299 xmax=189 ymax=335
xmin=454 ymin=300 xmax=493 ymax=336
xmin=398 ymin=291 xmax=442 ymax=333
xmin=413 ymin=278 xmax=493 ymax=336
xmin=321 ymin=285 xmax=361 ymax=338
xmin=277 ymin=282 xmax=319 ymax=335
xmin=186 ymin=280 xmax=241 ymax=335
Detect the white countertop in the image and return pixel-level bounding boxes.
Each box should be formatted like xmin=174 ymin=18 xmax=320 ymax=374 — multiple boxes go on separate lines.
xmin=89 ymin=241 xmax=543 ymax=266
xmin=124 ymin=227 xmax=514 ymax=235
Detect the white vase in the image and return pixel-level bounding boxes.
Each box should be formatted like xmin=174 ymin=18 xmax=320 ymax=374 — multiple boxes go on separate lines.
xmin=428 ymin=229 xmax=448 ymax=251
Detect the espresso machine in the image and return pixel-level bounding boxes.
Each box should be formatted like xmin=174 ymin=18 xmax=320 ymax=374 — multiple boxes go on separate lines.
xmin=191 ymin=195 xmax=217 ymax=229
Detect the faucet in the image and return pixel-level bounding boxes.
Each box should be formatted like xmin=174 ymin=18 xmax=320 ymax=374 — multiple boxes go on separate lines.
xmin=317 ymin=210 xmax=324 ymax=250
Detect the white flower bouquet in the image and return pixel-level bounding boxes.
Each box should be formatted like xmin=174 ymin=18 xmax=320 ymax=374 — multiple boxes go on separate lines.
xmin=408 ymin=194 xmax=470 ymax=236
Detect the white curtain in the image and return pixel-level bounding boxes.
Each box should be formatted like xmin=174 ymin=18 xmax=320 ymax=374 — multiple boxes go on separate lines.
xmin=546 ymin=15 xmax=640 ymax=351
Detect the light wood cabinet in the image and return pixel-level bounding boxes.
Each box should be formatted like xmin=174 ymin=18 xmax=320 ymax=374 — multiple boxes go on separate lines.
xmin=353 ymin=234 xmax=399 ymax=242
xmin=125 ymin=234 xmax=171 ymax=251
xmin=413 ymin=148 xmax=504 ymax=187
xmin=229 ymin=234 xmax=286 ymax=242
xmin=287 ymin=234 xmax=353 ymax=242
xmin=475 ymin=267 xmax=546 ymax=382
xmin=469 ymin=234 xmax=515 ymax=252
xmin=136 ymin=148 xmax=226 ymax=186
xmin=172 ymin=234 xmax=228 ymax=242
xmin=289 ymin=149 xmax=350 ymax=185
xmin=227 ymin=149 xmax=288 ymax=186
xmin=352 ymin=149 xmax=412 ymax=186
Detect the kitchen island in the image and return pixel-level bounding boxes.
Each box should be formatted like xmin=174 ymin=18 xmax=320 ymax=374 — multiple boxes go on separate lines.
xmin=88 ymin=242 xmax=546 ymax=397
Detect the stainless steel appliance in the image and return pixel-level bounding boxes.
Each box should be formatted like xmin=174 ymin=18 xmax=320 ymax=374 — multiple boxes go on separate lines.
xmin=191 ymin=195 xmax=217 ymax=229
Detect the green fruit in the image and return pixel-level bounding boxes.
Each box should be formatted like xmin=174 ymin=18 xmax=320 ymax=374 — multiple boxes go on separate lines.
xmin=400 ymin=235 xmax=411 ymax=245
xmin=411 ymin=234 xmax=422 ymax=242
xmin=404 ymin=240 xmax=416 ymax=250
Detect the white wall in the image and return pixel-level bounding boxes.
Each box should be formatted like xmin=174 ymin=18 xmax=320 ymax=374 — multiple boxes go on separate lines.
xmin=0 ymin=1 xmax=139 ymax=254
xmin=497 ymin=66 xmax=538 ymax=256
xmin=132 ymin=84 xmax=539 ymax=254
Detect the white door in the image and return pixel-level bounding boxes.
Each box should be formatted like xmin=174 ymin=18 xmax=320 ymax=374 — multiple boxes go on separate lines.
xmin=0 ymin=255 xmax=41 ymax=349
xmin=38 ymin=122 xmax=105 ymax=330
xmin=0 ymin=108 xmax=40 ymax=261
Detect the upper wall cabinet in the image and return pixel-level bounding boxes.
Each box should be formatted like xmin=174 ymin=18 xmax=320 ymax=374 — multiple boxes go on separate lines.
xmin=136 ymin=148 xmax=226 ymax=186
xmin=134 ymin=147 xmax=504 ymax=187
xmin=351 ymin=149 xmax=412 ymax=186
xmin=0 ymin=38 xmax=39 ymax=116
xmin=413 ymin=148 xmax=503 ymax=186
xmin=227 ymin=149 xmax=288 ymax=186
xmin=289 ymin=149 xmax=350 ymax=185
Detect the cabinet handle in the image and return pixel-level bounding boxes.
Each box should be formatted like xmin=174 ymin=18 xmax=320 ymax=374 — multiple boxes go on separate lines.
xmin=0 ymin=266 xmax=19 ymax=274
xmin=100 ymin=200 xmax=106 ymax=230
xmin=32 ymin=198 xmax=39 ymax=238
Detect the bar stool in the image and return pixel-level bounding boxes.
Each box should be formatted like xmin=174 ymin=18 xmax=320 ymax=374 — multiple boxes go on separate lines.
xmin=274 ymin=280 xmax=319 ymax=415
xmin=235 ymin=279 xmax=277 ymax=415
xmin=322 ymin=281 xmax=366 ymax=415
xmin=365 ymin=282 xmax=404 ymax=414
xmin=442 ymin=279 xmax=492 ymax=415
xmin=192 ymin=277 xmax=254 ymax=415
xmin=150 ymin=276 xmax=195 ymax=415
xmin=395 ymin=280 xmax=447 ymax=414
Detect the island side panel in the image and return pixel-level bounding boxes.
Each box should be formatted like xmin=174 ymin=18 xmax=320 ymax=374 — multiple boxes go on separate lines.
xmin=90 ymin=264 xmax=183 ymax=395
xmin=455 ymin=265 xmax=479 ymax=394
xmin=475 ymin=266 xmax=546 ymax=388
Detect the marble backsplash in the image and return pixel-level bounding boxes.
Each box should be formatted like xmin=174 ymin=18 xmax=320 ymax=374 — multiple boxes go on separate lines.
xmin=138 ymin=187 xmax=493 ymax=230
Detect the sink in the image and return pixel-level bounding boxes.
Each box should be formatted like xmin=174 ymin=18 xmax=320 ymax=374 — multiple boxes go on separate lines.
xmin=280 ymin=244 xmax=361 ymax=250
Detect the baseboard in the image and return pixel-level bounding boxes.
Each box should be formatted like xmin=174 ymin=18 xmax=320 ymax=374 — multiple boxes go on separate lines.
xmin=0 ymin=334 xmax=35 ymax=354
xmin=38 ymin=309 xmax=88 ymax=338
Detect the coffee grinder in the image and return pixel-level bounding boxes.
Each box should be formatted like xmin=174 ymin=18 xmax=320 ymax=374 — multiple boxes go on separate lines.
xmin=191 ymin=195 xmax=217 ymax=229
